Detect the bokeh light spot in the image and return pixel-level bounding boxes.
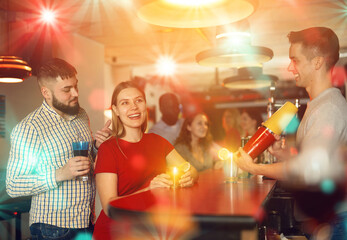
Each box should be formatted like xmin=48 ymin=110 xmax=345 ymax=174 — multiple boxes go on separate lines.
xmin=284 ymin=115 xmax=299 ymax=134
xmin=75 ymin=232 xmax=92 ymax=240
xmin=320 ymin=179 xmax=336 ymax=195
xmin=88 ymin=89 xmax=106 ymax=110
xmin=322 ymin=125 xmax=334 ymax=139
xmin=218 ymin=148 xmax=231 ymax=160
xmin=131 ymin=155 xmax=146 ymax=170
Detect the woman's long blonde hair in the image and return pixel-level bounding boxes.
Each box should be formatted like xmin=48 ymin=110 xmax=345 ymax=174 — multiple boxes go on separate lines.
xmin=110 ymin=81 xmax=147 ymax=138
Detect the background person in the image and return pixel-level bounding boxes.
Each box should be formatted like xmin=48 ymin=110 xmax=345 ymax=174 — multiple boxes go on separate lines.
xmin=221 ymin=108 xmax=242 ymax=153
xmin=239 ymin=108 xmax=264 ymax=138
xmin=93 ymin=81 xmax=198 ymax=239
xmin=6 ymin=58 xmax=111 ymax=239
xmin=148 ymin=92 xmax=184 ymax=145
xmin=175 ymin=112 xmax=223 ymax=172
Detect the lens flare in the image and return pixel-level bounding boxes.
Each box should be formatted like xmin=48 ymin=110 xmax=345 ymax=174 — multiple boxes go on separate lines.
xmin=284 ymin=116 xmax=299 ymax=134
xmin=155 ymin=56 xmax=176 ymax=76
xmin=40 ymin=9 xmax=56 ymax=24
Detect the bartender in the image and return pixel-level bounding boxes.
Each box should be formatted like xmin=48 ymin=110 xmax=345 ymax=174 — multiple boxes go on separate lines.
xmin=235 ymin=27 xmax=347 ymax=239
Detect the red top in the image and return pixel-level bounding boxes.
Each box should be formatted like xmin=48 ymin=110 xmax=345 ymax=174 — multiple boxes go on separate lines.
xmin=93 ymin=133 xmax=174 ymax=239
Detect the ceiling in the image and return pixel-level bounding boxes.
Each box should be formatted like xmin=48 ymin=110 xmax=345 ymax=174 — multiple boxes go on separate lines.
xmin=3 ymin=0 xmax=347 ymax=94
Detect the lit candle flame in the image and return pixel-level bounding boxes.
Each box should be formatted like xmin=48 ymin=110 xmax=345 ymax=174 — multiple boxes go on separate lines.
xmin=173 ymin=167 xmax=178 ymax=175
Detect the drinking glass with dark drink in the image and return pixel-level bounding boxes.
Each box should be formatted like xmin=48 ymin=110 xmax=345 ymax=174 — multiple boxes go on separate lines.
xmin=72 ymin=141 xmax=90 ymax=181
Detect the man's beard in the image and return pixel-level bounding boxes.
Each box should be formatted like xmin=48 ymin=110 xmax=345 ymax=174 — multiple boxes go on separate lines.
xmin=52 ymin=94 xmax=80 ymax=115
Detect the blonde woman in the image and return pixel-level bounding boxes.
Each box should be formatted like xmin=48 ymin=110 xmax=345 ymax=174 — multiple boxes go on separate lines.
xmin=93 ymin=81 xmax=198 ymax=239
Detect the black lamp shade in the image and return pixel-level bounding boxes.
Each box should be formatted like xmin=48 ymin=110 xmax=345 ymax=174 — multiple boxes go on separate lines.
xmin=0 ymin=56 xmax=32 ymax=83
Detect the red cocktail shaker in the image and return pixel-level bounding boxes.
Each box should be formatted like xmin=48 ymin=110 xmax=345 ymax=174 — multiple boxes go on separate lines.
xmin=243 ymin=102 xmax=298 ymax=159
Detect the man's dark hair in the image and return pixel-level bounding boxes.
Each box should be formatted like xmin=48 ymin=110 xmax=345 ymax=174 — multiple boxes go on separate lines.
xmin=159 ymin=93 xmax=179 ymax=109
xmin=37 ymin=58 xmax=77 ymax=86
xmin=288 ymin=27 xmax=339 ymax=70
xmin=159 ymin=93 xmax=180 ymax=126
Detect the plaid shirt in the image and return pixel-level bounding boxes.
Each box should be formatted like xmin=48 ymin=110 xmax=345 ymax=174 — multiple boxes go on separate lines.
xmin=6 ymin=100 xmax=96 ymax=228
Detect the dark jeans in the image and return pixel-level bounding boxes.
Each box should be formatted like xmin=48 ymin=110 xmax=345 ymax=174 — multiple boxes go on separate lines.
xmin=30 ymin=223 xmax=94 ymax=240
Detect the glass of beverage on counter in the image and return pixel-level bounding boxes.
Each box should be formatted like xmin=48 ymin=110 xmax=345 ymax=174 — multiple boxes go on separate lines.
xmin=72 ymin=141 xmax=90 ymax=181
xmin=219 ymin=148 xmax=238 ymax=183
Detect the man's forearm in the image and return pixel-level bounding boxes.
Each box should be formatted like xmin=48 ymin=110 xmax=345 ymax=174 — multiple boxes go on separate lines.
xmin=251 ymin=162 xmax=286 ymax=180
xmin=6 ymin=169 xmax=59 ymax=197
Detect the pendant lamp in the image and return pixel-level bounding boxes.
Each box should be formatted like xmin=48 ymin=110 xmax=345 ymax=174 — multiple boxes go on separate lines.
xmin=136 ymin=0 xmax=258 ymax=28
xmin=196 ymin=45 xmax=273 ymax=68
xmin=196 ymin=20 xmax=273 ymax=68
xmin=223 ymin=66 xmax=278 ymax=89
xmin=0 ymin=56 xmax=32 ymax=83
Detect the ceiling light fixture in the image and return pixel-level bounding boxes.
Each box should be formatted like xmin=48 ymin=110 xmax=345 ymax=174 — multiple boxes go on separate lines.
xmin=223 ymin=66 xmax=278 ymax=89
xmin=1 ymin=0 xmax=32 ymax=83
xmin=0 ymin=56 xmax=32 ymax=83
xmin=196 ymin=21 xmax=273 ymax=68
xmin=196 ymin=45 xmax=273 ymax=68
xmin=136 ymin=0 xmax=258 ymax=28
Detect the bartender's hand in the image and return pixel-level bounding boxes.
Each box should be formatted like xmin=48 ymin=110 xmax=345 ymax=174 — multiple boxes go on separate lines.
xmin=268 ymin=134 xmax=282 ymax=152
xmin=268 ymin=134 xmax=292 ymax=161
xmin=149 ymin=173 xmax=173 ymax=189
xmin=95 ymin=120 xmax=112 ymax=148
xmin=55 ymin=156 xmax=91 ymax=182
xmin=234 ymin=148 xmax=256 ymax=173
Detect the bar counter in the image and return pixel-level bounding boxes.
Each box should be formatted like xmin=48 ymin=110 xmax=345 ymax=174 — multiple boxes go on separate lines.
xmin=108 ymin=169 xmax=276 ymax=239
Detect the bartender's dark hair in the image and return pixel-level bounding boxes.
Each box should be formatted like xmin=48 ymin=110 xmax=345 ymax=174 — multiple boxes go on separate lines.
xmin=288 ymin=27 xmax=339 ymax=70
xmin=37 ymin=58 xmax=77 ymax=86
